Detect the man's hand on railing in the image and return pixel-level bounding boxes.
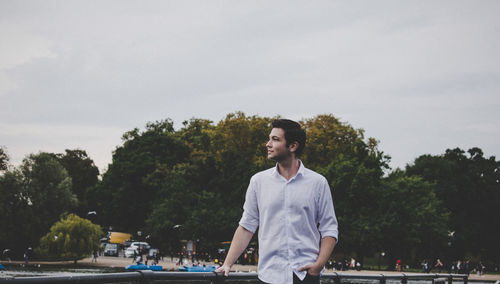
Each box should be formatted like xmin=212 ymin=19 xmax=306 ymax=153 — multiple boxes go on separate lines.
xmin=215 ymin=263 xmax=232 ymax=277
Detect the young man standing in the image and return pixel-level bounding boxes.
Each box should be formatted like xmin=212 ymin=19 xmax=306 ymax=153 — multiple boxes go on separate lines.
xmin=216 ymin=119 xmax=338 ymax=284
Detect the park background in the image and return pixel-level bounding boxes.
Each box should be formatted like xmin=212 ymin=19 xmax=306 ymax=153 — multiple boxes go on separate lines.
xmin=1 ymin=0 xmax=499 ymax=276
xmin=1 ymin=113 xmax=499 ymax=272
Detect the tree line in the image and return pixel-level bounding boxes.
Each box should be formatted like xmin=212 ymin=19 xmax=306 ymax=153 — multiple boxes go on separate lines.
xmin=0 ymin=113 xmax=498 ymax=268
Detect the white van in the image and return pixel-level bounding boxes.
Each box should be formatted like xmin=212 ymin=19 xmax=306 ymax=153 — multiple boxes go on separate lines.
xmin=104 ymin=243 xmax=118 ymax=257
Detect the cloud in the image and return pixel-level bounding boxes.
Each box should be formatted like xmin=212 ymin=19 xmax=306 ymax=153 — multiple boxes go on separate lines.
xmin=0 ymin=31 xmax=57 ymax=96
xmin=0 ymin=0 xmax=499 ymax=170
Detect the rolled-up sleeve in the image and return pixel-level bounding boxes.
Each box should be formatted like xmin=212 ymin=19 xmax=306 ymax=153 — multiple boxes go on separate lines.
xmin=239 ymin=177 xmax=259 ymax=233
xmin=317 ymin=178 xmax=339 ymax=242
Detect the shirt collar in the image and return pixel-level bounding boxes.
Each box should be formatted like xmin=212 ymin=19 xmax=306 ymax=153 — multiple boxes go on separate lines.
xmin=271 ymin=160 xmax=306 ymax=179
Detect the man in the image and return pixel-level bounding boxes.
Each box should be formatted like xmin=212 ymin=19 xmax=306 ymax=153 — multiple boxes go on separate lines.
xmin=216 ymin=119 xmax=338 ymax=284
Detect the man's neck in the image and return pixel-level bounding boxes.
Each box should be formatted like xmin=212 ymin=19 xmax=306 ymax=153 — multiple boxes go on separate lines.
xmin=277 ymin=158 xmax=300 ymax=181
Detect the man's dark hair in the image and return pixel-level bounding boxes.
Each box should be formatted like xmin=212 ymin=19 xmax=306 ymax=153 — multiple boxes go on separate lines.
xmin=271 ymin=119 xmax=306 ymax=156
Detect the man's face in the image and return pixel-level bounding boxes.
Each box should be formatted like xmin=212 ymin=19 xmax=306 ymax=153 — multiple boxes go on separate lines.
xmin=266 ymin=128 xmax=292 ymax=162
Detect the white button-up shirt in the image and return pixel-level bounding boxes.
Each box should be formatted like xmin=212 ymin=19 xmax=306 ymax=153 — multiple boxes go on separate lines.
xmin=239 ymin=162 xmax=339 ymax=284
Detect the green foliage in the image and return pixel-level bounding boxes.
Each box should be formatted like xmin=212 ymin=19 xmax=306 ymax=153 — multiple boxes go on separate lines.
xmin=319 ymin=154 xmax=385 ymax=261
xmin=0 ymin=146 xmax=8 ymax=171
xmin=0 ymin=169 xmax=30 ymax=253
xmin=406 ymin=147 xmax=500 ymax=261
xmin=20 ymin=153 xmax=78 ymax=236
xmin=38 ymin=214 xmax=103 ymax=263
xmin=54 ymin=149 xmax=99 ymax=216
xmin=379 ymin=173 xmax=449 ymax=265
xmin=301 ymin=115 xmax=367 ymax=169
xmin=94 ymin=113 xmax=394 ymax=259
xmin=299 ymin=115 xmax=391 ymax=262
xmin=209 ymin=113 xmax=274 ymax=236
xmin=0 ymin=152 xmax=78 ymax=254
xmin=143 ymin=113 xmax=273 ymax=255
xmin=89 ymin=119 xmax=190 ymax=233
xmin=2 ymin=113 xmax=498 ymax=265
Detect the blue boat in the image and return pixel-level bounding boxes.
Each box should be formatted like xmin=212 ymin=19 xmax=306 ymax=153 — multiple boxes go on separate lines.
xmin=178 ymin=265 xmax=217 ymax=272
xmin=125 ymin=264 xmax=163 ymax=271
xmin=0 ymin=264 xmax=4 ymax=270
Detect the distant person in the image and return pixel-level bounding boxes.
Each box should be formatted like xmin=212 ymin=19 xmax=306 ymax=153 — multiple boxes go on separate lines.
xmin=24 ymin=247 xmax=32 ymax=266
xmin=476 ymin=261 xmax=485 ymax=276
xmin=464 ymin=260 xmax=471 ymax=275
xmin=396 ymin=259 xmax=402 ymax=272
xmin=136 ymin=254 xmax=143 ymax=265
xmin=434 ymin=259 xmax=443 ymax=273
xmin=457 ymin=260 xmax=463 ymax=274
xmin=92 ymin=250 xmax=98 ymax=263
xmin=133 ymin=249 xmax=137 ymax=263
xmin=421 ymin=259 xmax=428 ymax=273
xmin=179 ymin=253 xmax=184 ymax=265
xmin=154 ymin=250 xmax=160 ymax=265
xmin=216 ymin=119 xmax=339 ymax=284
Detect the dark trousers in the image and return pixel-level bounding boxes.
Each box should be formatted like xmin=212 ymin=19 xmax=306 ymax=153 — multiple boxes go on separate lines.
xmin=259 ymin=273 xmax=320 ymax=284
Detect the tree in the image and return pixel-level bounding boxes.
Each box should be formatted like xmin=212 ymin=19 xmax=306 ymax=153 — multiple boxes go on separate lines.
xmin=93 ymin=113 xmax=396 ymax=261
xmin=301 ymin=114 xmax=377 ymax=169
xmin=144 ymin=162 xmax=221 ymax=255
xmin=90 ymin=119 xmax=190 ymax=233
xmin=406 ymin=147 xmax=500 ymax=261
xmin=0 ymin=146 xmax=8 ymax=171
xmin=378 ymin=172 xmax=449 ymax=267
xmin=142 ymin=114 xmax=273 ymax=252
xmin=54 ymin=149 xmax=99 ymax=216
xmin=300 ymin=114 xmax=390 ymax=262
xmin=20 ymin=153 xmax=78 ymax=241
xmin=143 ymin=114 xmax=271 ymax=254
xmin=0 ymin=168 xmax=30 ymax=256
xmin=209 ymin=113 xmax=274 ymax=239
xmin=38 ymin=214 xmax=103 ymax=264
xmin=320 ymin=157 xmax=380 ymax=262
xmin=0 ymin=152 xmax=78 ymax=256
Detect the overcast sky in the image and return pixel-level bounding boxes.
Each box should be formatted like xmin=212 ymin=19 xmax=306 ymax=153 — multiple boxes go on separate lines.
xmin=1 ymin=0 xmax=499 ymax=173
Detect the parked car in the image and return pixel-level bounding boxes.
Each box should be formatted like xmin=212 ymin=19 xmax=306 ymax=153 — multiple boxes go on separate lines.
xmin=124 ymin=247 xmax=138 ymax=258
xmin=129 ymin=242 xmax=150 ymax=253
xmin=103 ymin=243 xmax=118 ymax=257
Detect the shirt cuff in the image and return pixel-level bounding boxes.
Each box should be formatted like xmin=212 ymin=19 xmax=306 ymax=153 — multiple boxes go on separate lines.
xmin=320 ymin=230 xmax=339 ymax=243
xmin=238 ymin=220 xmax=258 ymax=234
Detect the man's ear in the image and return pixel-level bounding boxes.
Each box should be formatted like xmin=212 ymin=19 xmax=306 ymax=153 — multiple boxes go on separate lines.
xmin=289 ymin=141 xmax=299 ymax=153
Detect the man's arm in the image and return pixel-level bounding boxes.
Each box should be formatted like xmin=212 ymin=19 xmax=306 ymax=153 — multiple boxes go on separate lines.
xmin=215 ymin=225 xmax=254 ymax=276
xmin=298 ymin=236 xmax=337 ymax=276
